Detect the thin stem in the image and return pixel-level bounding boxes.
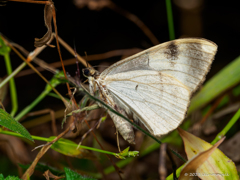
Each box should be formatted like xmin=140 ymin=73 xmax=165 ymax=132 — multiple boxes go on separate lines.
xmin=48 ymin=92 xmax=66 ymax=100
xmin=8 ymin=0 xmax=50 ymax=5
xmin=15 ymin=79 xmax=62 ymax=121
xmin=52 ymin=33 xmax=89 ymax=68
xmin=211 ymin=108 xmax=240 ymax=145
xmin=0 ymin=62 xmax=26 ymax=89
xmin=3 ymin=53 xmax=18 ymax=117
xmin=166 ymin=0 xmax=175 ymax=40
xmin=0 ymin=129 xmax=119 ymax=156
xmin=14 ymin=91 xmax=48 ymax=121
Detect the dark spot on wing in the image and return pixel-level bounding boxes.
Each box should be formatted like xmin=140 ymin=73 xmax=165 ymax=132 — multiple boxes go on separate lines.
xmin=164 ymin=42 xmax=179 ymax=60
xmin=164 ymin=42 xmax=179 ymax=66
xmin=135 ymin=85 xmax=138 ymax=90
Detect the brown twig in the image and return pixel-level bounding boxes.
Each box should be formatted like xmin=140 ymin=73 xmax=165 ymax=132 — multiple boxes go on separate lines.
xmin=21 ymin=108 xmax=64 ymax=129
xmin=0 ymin=101 xmax=6 ymax=111
xmin=53 ymin=33 xmax=89 ymax=68
xmin=21 ymin=124 xmax=73 ymax=180
xmin=21 ymin=109 xmax=58 ymax=136
xmin=77 ymin=117 xmax=102 ymax=147
xmin=199 ymin=95 xmax=226 ymax=124
xmin=159 ymin=143 xmax=167 ymax=180
xmin=73 ymin=0 xmax=159 ymax=45
xmin=11 ymin=42 xmax=57 ymax=74
xmin=15 ymin=48 xmax=142 ymax=78
xmin=8 ymin=0 xmax=50 ymax=5
xmin=108 ymin=2 xmax=159 ymax=45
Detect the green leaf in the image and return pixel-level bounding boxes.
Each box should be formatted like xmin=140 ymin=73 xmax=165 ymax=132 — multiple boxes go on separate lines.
xmin=5 ymin=176 xmax=22 ymax=180
xmin=64 ymin=167 xmax=96 ymax=180
xmin=0 ymin=174 xmax=22 ymax=180
xmin=49 ymin=137 xmax=96 ymax=160
xmin=0 ymin=109 xmax=33 ymax=142
xmin=189 ymin=55 xmax=240 ymax=114
xmin=115 ymin=147 xmax=139 ymax=159
xmin=19 ymin=163 xmax=64 ymax=176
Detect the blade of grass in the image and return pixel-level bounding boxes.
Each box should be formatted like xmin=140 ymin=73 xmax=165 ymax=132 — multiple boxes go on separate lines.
xmin=166 ymin=0 xmax=175 ymax=40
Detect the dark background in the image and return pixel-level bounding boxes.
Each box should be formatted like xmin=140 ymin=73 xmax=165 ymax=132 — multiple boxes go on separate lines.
xmin=1 ymin=0 xmax=240 ymax=110
xmin=1 ymin=0 xmax=240 ymax=179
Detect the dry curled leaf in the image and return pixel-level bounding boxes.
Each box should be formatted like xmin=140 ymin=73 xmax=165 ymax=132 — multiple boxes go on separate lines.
xmin=34 ymin=0 xmax=54 ymax=47
xmin=43 ymin=169 xmax=64 ymax=180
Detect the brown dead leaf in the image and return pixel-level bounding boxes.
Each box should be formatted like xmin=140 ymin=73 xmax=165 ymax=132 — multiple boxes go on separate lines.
xmin=43 ymin=169 xmax=65 ymax=180
xmin=21 ymin=141 xmax=53 ymax=180
xmin=34 ymin=1 xmax=54 ymax=47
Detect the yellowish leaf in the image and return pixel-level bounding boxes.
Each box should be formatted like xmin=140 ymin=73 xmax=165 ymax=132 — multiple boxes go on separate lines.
xmin=178 ymin=128 xmax=239 ymax=180
xmin=49 ymin=137 xmax=97 ymax=160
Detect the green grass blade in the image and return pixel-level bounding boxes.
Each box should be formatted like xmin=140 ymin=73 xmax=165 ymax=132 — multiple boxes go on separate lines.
xmin=166 ymin=0 xmax=175 ymax=40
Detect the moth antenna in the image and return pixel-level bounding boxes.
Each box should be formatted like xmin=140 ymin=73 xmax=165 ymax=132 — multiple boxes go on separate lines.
xmin=84 ymin=51 xmax=90 ymax=68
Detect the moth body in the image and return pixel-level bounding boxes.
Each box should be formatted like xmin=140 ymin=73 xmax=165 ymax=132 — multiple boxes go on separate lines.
xmin=83 ymin=67 xmax=135 ymax=144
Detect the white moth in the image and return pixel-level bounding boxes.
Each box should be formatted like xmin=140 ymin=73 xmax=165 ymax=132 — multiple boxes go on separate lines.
xmin=83 ymin=38 xmax=217 ymax=144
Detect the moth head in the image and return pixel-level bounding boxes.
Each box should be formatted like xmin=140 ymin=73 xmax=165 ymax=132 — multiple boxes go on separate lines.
xmin=82 ymin=67 xmax=99 ymax=77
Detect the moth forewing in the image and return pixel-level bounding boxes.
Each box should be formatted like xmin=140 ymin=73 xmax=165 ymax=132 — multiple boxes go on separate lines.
xmin=97 ymin=38 xmax=217 ymax=138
